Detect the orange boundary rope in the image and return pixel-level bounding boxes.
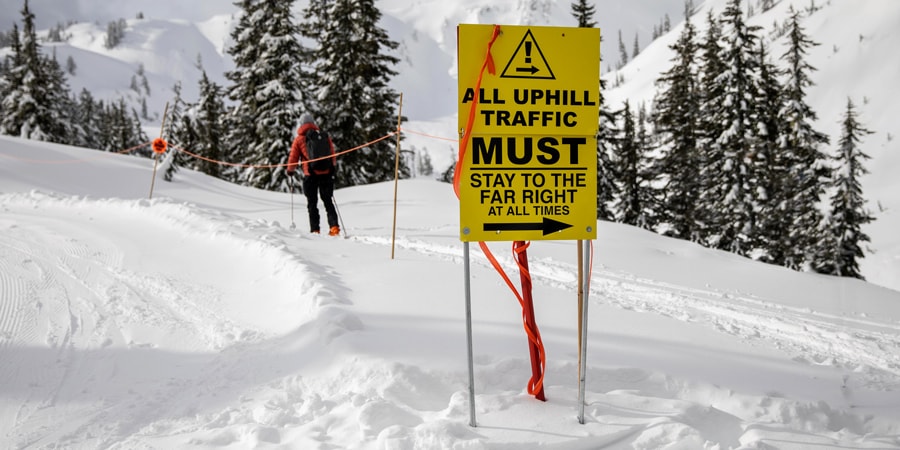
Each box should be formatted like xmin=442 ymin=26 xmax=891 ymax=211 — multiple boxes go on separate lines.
xmin=2 ymin=131 xmax=397 ymax=170
xmin=0 ymin=141 xmax=152 ymax=164
xmin=398 ymin=127 xmax=457 ymax=142
xmin=171 ymin=132 xmax=396 ymax=170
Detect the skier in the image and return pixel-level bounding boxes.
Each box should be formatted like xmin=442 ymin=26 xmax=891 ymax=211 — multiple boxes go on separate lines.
xmin=287 ymin=113 xmax=340 ymax=236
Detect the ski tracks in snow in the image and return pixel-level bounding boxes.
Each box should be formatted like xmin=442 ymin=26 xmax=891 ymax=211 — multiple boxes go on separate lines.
xmin=0 ymin=192 xmax=333 ymax=448
xmin=354 ymin=232 xmax=900 ymax=390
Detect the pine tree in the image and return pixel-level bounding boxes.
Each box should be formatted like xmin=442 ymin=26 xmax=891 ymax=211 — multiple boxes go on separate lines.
xmin=415 ymin=147 xmax=434 ymax=177
xmin=104 ymin=19 xmax=126 ymax=49
xmin=684 ymin=0 xmax=696 ymax=17
xmin=652 ymin=14 xmax=702 ymax=241
xmin=596 ymin=102 xmax=619 ymax=221
xmin=632 ymin=33 xmax=640 ymax=59
xmin=164 ymin=111 xmax=196 ymax=182
xmin=97 ymin=98 xmax=147 ymax=154
xmin=71 ymin=88 xmax=100 ymax=149
xmin=224 ymin=0 xmax=305 ymax=191
xmin=614 ymin=101 xmax=638 ymax=223
xmin=222 ymin=0 xmax=261 ymax=183
xmin=817 ymin=99 xmax=874 ymax=279
xmin=41 ymin=52 xmax=76 ymax=143
xmin=574 ymin=3 xmax=617 ymax=221
xmin=617 ymin=30 xmax=628 ymax=66
xmin=635 ymin=104 xmax=658 ymax=229
xmin=302 ymin=0 xmax=406 ymax=187
xmin=0 ymin=1 xmax=72 ymax=143
xmin=701 ymin=0 xmax=766 ymax=256
xmin=194 ymin=71 xmax=226 ymax=178
xmin=163 ymin=82 xmax=190 ymax=181
xmin=694 ymin=10 xmax=726 ymax=243
xmin=777 ymin=6 xmax=830 ymax=270
xmin=613 ymin=102 xmax=655 ymax=229
xmin=0 ymin=25 xmax=20 ymax=134
xmin=753 ymin=40 xmax=786 ymax=263
xmin=570 ymin=0 xmax=597 ymax=28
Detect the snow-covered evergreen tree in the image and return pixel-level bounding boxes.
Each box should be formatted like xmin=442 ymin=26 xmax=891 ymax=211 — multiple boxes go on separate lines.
xmin=694 ymin=10 xmax=726 ymax=244
xmin=41 ymin=52 xmax=76 ymax=143
xmin=573 ymin=1 xmax=617 ymax=221
xmin=701 ymin=0 xmax=766 ymax=256
xmin=194 ymin=71 xmax=226 ymax=179
xmin=302 ymin=0 xmax=406 ymax=187
xmin=222 ymin=0 xmax=262 ymax=183
xmin=0 ymin=1 xmax=72 ymax=143
xmin=71 ymin=88 xmax=100 ymax=149
xmin=777 ymin=6 xmax=830 ymax=270
xmin=163 ymin=82 xmax=190 ymax=182
xmin=617 ymin=30 xmax=628 ymax=66
xmin=225 ymin=0 xmax=305 ymax=191
xmin=753 ymin=40 xmax=787 ymax=263
xmin=596 ymin=102 xmax=619 ymax=222
xmin=651 ymin=14 xmax=702 ymax=241
xmin=817 ymin=99 xmax=874 ymax=279
xmin=614 ymin=102 xmax=656 ymax=229
xmin=96 ymin=98 xmax=148 ymax=155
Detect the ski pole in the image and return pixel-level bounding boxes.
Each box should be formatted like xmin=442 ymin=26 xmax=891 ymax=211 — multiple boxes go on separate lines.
xmin=288 ymin=175 xmax=296 ymax=230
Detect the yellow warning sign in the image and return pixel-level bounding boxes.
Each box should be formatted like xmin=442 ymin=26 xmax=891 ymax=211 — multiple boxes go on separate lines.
xmin=457 ymin=24 xmax=600 ymax=242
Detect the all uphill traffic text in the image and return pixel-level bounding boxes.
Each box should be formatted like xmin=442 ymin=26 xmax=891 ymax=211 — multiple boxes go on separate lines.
xmin=461 ymin=88 xmax=596 ymax=128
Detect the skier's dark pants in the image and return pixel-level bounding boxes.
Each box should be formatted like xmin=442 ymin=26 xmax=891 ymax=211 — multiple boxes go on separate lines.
xmin=302 ymin=174 xmax=338 ymax=233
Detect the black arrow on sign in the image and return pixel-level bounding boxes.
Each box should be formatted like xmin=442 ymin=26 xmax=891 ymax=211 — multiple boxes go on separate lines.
xmin=483 ymin=217 xmax=573 ymax=236
xmin=515 ymin=66 xmax=539 ymax=75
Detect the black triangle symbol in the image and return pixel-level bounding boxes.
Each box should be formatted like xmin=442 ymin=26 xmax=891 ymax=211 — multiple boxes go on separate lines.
xmin=500 ymin=29 xmax=555 ymax=80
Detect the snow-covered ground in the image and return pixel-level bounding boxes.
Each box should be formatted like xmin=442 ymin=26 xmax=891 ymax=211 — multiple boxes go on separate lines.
xmin=2 ymin=135 xmax=899 ymax=448
xmin=2 ymin=0 xmax=900 ymax=448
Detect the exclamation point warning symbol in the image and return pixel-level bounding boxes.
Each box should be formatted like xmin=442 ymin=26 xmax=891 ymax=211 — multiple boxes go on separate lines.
xmin=501 ymin=29 xmax=555 ymax=80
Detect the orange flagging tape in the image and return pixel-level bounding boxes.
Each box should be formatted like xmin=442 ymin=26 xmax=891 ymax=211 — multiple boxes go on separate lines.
xmin=453 ymin=24 xmax=501 ymax=199
xmin=513 ymin=240 xmax=546 ymax=397
xmin=452 ymin=24 xmax=546 ymax=399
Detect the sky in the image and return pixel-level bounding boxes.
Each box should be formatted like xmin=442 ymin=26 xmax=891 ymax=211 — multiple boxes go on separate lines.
xmin=1 ymin=0 xmax=900 ymax=448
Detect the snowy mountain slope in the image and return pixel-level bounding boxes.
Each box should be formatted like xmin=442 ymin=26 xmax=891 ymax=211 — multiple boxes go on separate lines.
xmin=45 ymin=18 xmax=229 ymax=117
xmin=2 ymin=132 xmax=900 ymax=448
xmin=604 ymin=0 xmax=900 ymax=291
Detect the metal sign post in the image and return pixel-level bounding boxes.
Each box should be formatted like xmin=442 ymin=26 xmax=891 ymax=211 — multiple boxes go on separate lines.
xmin=578 ymin=239 xmax=591 ymax=424
xmin=463 ymin=242 xmax=477 ymax=427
